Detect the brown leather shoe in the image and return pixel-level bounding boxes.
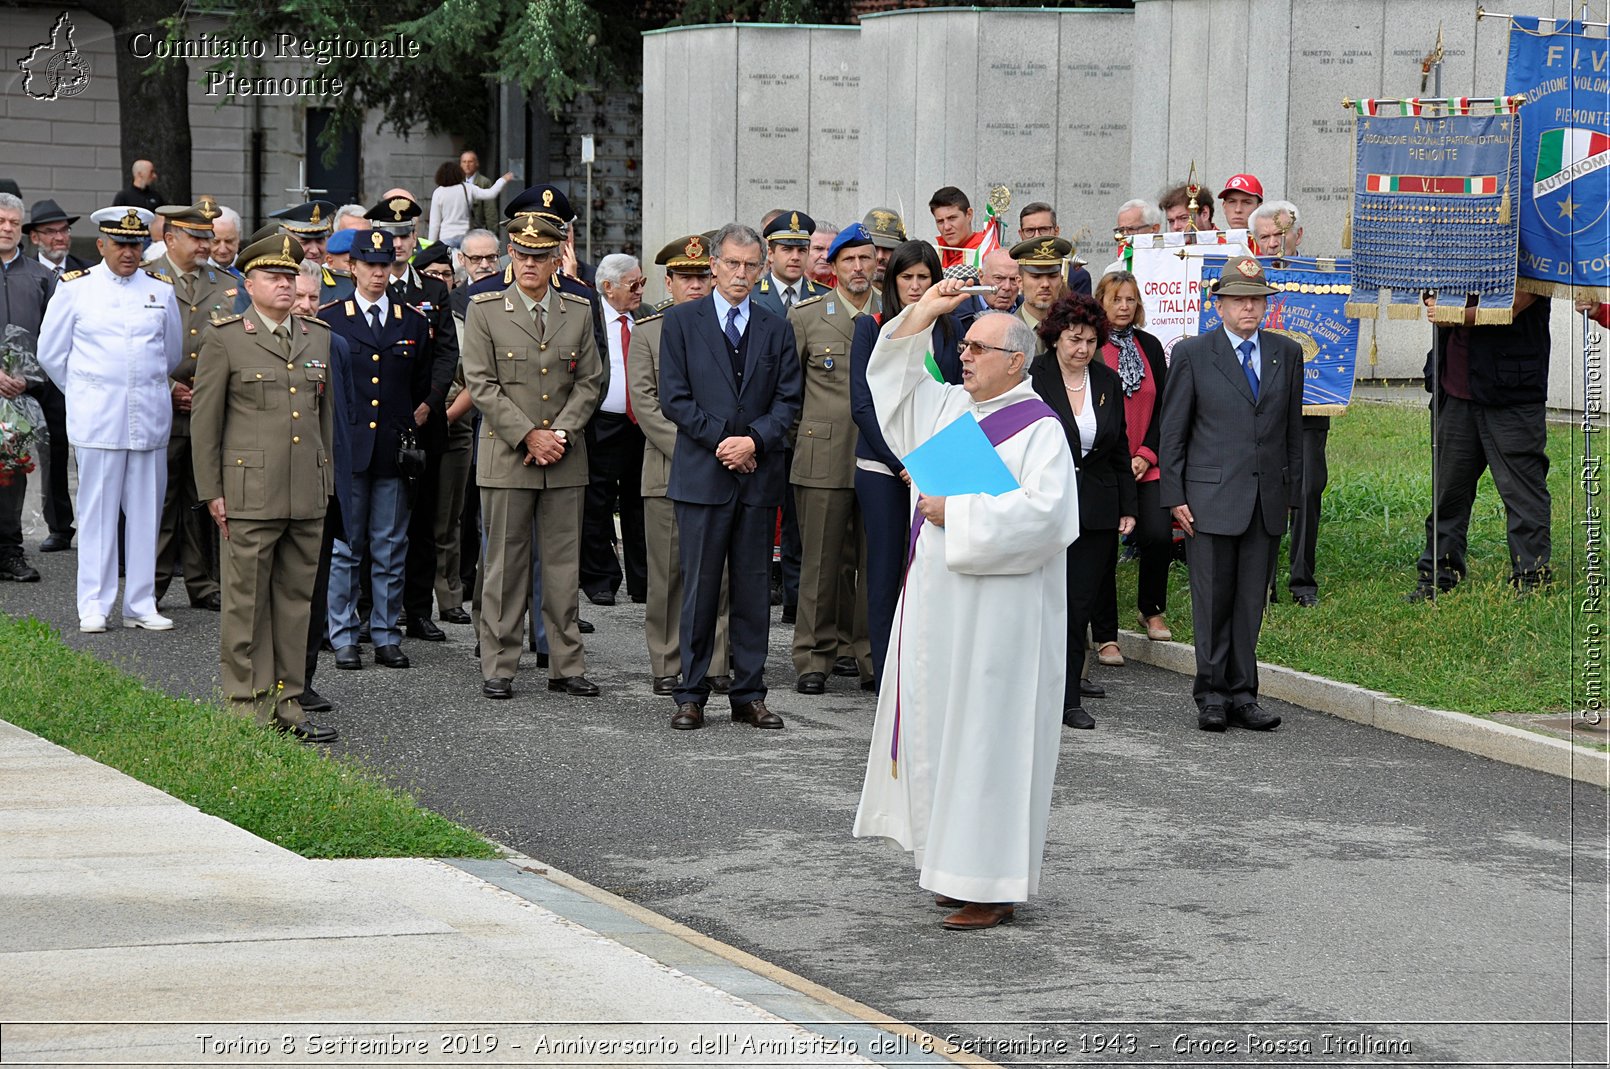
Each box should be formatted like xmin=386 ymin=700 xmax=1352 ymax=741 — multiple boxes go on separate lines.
xmin=731 ymin=699 xmax=784 ymax=729
xmin=671 ymin=702 xmax=704 ymax=730
xmin=934 ymin=893 xmax=964 ymax=908
xmin=941 ymin=902 xmax=1015 ymax=930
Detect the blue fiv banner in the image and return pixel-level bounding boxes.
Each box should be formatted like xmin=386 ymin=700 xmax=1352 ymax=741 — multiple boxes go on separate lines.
xmin=1506 ymin=16 xmax=1610 ymax=297
xmin=1200 ymin=257 xmax=1358 ymax=414
xmin=1349 ymin=109 xmax=1522 ymax=322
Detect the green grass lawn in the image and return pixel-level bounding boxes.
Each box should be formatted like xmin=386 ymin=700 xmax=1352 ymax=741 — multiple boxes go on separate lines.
xmin=0 ymin=615 xmax=498 ymax=859
xmin=1116 ymin=400 xmax=1583 ymax=715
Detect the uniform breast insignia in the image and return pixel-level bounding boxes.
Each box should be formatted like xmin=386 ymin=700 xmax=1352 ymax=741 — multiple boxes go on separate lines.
xmin=822 ymin=356 xmax=835 ymax=370
xmin=59 ymin=269 xmax=87 ymax=282
xmin=567 ymin=357 xmax=579 ymax=373
xmin=471 ymin=290 xmax=503 ymax=304
xmin=224 ymin=287 xmax=238 ymax=298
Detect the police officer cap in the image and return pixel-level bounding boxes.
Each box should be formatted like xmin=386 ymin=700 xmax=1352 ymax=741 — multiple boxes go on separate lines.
xmin=861 ymin=208 xmax=906 ymax=249
xmin=507 ymin=213 xmax=565 ymax=252
xmin=350 ymin=227 xmax=397 ymax=264
xmin=365 ymin=195 xmax=422 ymax=232
xmin=762 ymin=210 xmax=814 ymax=247
xmin=413 ymin=240 xmax=453 ymax=270
xmin=325 ymin=228 xmax=357 ymax=256
xmin=654 ymin=234 xmax=712 ymax=274
xmin=504 ymin=184 xmax=575 ymax=230
xmin=238 ymin=233 xmax=304 ymax=276
xmin=826 ymin=223 xmax=874 ymax=263
xmin=91 ymin=205 xmax=153 ymax=244
xmin=1010 ymin=236 xmax=1074 ymax=274
xmin=156 ymin=195 xmax=223 ymax=236
xmin=270 ymin=200 xmax=336 ymax=237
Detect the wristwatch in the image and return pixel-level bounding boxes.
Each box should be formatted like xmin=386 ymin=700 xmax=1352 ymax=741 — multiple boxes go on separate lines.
xmin=553 ymin=429 xmax=568 ymax=444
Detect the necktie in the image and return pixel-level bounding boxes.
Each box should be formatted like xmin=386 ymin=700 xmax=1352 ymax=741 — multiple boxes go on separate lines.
xmin=782 ymin=286 xmax=795 ymax=310
xmin=275 ymin=324 xmax=290 ymax=362
xmin=368 ymin=303 xmax=383 ymax=338
xmin=1238 ymin=339 xmax=1259 ymax=400
xmin=176 ymin=272 xmax=192 ymax=305
xmin=724 ymin=305 xmax=742 ymax=349
xmin=532 ymin=300 xmax=545 ymax=342
xmin=619 ymin=314 xmax=635 ymax=423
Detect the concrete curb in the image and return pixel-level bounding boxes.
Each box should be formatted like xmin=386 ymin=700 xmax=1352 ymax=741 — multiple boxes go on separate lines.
xmin=1112 ymin=630 xmax=1610 ymax=789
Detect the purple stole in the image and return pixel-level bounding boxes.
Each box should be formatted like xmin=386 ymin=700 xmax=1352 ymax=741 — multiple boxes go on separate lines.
xmin=891 ymin=396 xmax=1058 ymax=777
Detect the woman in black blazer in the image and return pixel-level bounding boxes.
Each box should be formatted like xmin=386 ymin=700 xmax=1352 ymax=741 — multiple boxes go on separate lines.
xmin=1031 ymin=295 xmax=1136 ymax=729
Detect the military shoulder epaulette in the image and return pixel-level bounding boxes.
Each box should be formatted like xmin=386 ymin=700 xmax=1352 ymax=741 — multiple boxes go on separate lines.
xmin=296 ymin=313 xmax=330 ymax=328
xmin=793 ymin=294 xmax=826 ymax=310
xmin=634 ymin=311 xmax=664 ymax=325
xmin=804 ymin=279 xmax=823 ymax=292
xmin=558 ymin=290 xmax=591 ymax=307
xmin=212 ymin=313 xmax=245 ymax=327
xmin=143 ymin=267 xmax=173 ymax=284
xmin=471 ymin=290 xmax=504 ymax=303
xmin=59 ymin=269 xmax=88 ymax=282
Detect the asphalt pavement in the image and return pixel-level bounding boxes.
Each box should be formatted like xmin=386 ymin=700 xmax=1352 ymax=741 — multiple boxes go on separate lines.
xmin=2 ymin=524 xmax=1606 ymax=1067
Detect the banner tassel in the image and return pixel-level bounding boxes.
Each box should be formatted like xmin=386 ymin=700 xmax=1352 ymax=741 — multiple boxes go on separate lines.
xmin=1497 ymin=179 xmax=1511 ymax=226
xmin=1368 ymin=319 xmax=1378 ymax=371
xmin=1341 ymin=214 xmax=1352 ymax=251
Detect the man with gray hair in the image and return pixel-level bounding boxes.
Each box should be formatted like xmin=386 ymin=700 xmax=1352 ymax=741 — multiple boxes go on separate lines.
xmin=0 ymin=191 xmax=55 ymax=581
xmin=208 ymin=205 xmax=243 ymax=279
xmin=658 ymin=223 xmax=803 ymax=730
xmin=449 ymin=228 xmax=501 ymax=319
xmin=333 ymin=204 xmax=370 ymax=232
xmin=1250 ymin=200 xmax=1303 ymax=260
xmin=1104 ymin=198 xmax=1163 ymax=277
xmin=579 ymin=252 xmax=649 ymax=605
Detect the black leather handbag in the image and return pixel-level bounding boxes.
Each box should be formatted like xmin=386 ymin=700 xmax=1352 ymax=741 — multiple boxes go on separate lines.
xmin=396 ymin=426 xmax=427 ymax=479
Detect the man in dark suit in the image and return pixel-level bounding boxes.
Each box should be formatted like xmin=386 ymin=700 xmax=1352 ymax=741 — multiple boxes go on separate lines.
xmin=658 ymin=222 xmax=803 ymax=731
xmin=21 ymin=198 xmax=84 ymax=552
xmin=1159 ymin=256 xmax=1302 ymax=732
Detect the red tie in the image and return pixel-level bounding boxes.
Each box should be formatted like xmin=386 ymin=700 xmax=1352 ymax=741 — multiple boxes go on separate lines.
xmin=619 ymin=314 xmax=635 ymax=423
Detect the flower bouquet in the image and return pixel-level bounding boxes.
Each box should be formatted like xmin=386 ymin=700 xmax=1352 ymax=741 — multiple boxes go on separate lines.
xmin=0 ymin=325 xmax=46 ymax=489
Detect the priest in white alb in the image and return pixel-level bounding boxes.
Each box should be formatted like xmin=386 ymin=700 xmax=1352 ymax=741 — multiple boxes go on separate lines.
xmin=853 ymin=278 xmax=1079 ymax=931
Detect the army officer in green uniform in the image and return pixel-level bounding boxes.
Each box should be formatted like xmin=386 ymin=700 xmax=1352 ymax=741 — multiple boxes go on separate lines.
xmin=461 ymin=212 xmax=604 ymax=700
xmin=191 ymin=234 xmax=338 ymax=742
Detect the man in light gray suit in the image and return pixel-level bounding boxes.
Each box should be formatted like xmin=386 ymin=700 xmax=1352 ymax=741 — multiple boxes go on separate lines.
xmin=1158 ymin=256 xmax=1302 ymax=733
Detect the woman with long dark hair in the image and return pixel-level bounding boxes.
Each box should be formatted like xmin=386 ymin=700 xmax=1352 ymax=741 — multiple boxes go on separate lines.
xmin=849 ymin=239 xmax=963 ymax=690
xmin=1030 ymin=294 xmax=1135 ymax=729
xmin=427 ymin=159 xmax=514 ymax=248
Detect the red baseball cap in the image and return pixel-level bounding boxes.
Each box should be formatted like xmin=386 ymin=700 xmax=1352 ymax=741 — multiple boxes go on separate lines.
xmin=1219 ymin=173 xmax=1265 ymax=200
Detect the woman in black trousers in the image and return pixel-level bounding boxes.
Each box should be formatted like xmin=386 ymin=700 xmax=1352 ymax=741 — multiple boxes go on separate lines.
xmin=1030 ymin=294 xmax=1135 ymax=729
xmin=849 ymin=240 xmax=963 ymax=690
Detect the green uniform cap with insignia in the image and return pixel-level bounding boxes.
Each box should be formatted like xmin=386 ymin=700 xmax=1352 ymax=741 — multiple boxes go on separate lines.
xmin=1211 ymin=255 xmax=1279 ymax=297
xmin=861 ymin=207 xmax=906 ymax=249
xmin=156 ymin=196 xmax=222 ymax=235
xmin=507 ymin=213 xmax=564 ymax=252
xmin=91 ymin=205 xmax=154 ymax=244
xmin=654 ymin=234 xmax=712 ymax=274
xmin=239 ymin=233 xmax=305 ymax=276
xmin=1010 ymin=236 xmax=1074 ymax=274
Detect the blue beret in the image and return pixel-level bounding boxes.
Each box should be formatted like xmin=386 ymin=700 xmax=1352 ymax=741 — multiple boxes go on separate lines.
xmin=325 ymin=228 xmax=356 ymax=255
xmin=826 ymin=223 xmax=874 ymax=262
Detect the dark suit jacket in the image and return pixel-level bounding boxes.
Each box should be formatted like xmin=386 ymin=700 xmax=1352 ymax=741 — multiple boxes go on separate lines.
xmin=1158 ymin=327 xmax=1303 ymax=538
xmin=849 ymin=312 xmax=963 ymax=472
xmin=389 ymin=268 xmax=459 ymax=450
xmin=659 ymin=295 xmax=802 ymax=507
xmin=1423 ymin=296 xmax=1551 ymax=407
xmin=1032 ymin=357 xmax=1137 ymax=530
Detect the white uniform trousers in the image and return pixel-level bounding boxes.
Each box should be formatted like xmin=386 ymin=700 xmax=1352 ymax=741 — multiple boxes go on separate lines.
xmin=75 ymin=447 xmax=167 ymax=619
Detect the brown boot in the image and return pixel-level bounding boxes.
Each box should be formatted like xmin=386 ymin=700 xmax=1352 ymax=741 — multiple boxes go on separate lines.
xmin=941 ymin=902 xmax=1015 ymax=930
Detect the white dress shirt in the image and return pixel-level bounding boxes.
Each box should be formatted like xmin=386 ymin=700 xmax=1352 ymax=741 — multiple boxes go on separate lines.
xmin=601 ymin=309 xmax=634 ymax=415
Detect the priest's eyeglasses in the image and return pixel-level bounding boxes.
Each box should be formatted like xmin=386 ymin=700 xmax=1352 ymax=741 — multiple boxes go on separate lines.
xmin=958 ymin=339 xmax=1018 ymax=357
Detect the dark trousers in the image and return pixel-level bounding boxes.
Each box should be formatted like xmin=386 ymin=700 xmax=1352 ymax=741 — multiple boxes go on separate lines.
xmin=1288 ymin=418 xmax=1330 ymax=597
xmin=674 ymin=497 xmax=773 ymax=707
xmin=855 ymin=467 xmax=910 ymax=688
xmin=0 ymin=468 xmax=23 ymax=557
xmin=580 ymin=412 xmax=647 ymax=600
xmin=1417 ymin=396 xmax=1551 ymax=588
xmin=402 ymin=449 xmax=442 ymax=619
xmin=775 ymin=452 xmax=801 ymax=603
xmin=1065 ymin=528 xmax=1118 ymax=712
xmin=1186 ymin=519 xmax=1277 ymax=711
xmin=1092 ymin=477 xmax=1172 ymax=641
xmin=35 ymin=382 xmax=72 ymax=537
xmin=304 ymin=499 xmax=338 ymax=688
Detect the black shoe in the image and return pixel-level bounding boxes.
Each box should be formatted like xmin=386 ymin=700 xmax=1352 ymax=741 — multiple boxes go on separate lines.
xmin=320 ymin=638 xmax=334 ymax=652
xmin=1062 ymin=706 xmax=1096 ymax=729
xmin=299 ymin=687 xmax=332 ymax=713
xmin=190 ymin=592 xmax=221 ymax=611
xmin=482 ymin=677 xmax=513 ymax=700
xmin=548 ymin=675 xmax=600 ymax=696
xmin=578 ymin=618 xmax=595 ymax=634
xmin=535 ymin=652 xmax=549 ymax=669
xmin=1294 ymin=593 xmax=1318 ymax=608
xmin=770 ymin=583 xmax=784 ymax=606
xmin=357 ymin=622 xmax=372 ymax=644
xmin=1228 ymin=703 xmax=1281 ymax=730
xmin=710 ymin=674 xmax=732 ymax=694
xmin=832 ymin=656 xmax=859 ymax=677
xmin=861 ymin=678 xmax=877 ymax=692
xmin=652 ymin=675 xmax=678 ymax=695
xmin=1198 ymin=705 xmax=1227 ymax=732
xmin=796 ymin=672 xmax=826 ymax=694
xmin=406 ymin=617 xmax=447 ymax=641
xmin=671 ymin=701 xmax=705 ymax=730
xmin=780 ymin=603 xmax=797 ymax=625
xmin=1403 ymin=582 xmax=1451 ymax=603
xmin=279 ymin=719 xmax=339 ymax=743
xmin=0 ymin=555 xmax=41 ymax=582
xmin=334 ymin=645 xmax=362 ymax=670
xmin=1512 ymin=569 xmax=1552 ymax=596
xmin=629 ymin=591 xmax=646 ymax=604
xmin=40 ymin=532 xmax=72 ymax=552
xmin=586 ymin=589 xmax=616 ymax=606
xmin=374 ymin=644 xmax=410 ymax=669
xmin=1267 ymin=588 xmax=1279 ymax=605
xmin=439 ymin=606 xmax=472 ymax=625
xmin=1079 ymin=678 xmax=1106 ymax=699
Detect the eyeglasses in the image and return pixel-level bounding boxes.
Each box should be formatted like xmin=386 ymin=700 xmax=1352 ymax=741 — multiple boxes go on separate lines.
xmin=1019 ymin=225 xmax=1057 ymax=238
xmin=621 ymin=278 xmax=647 ymax=292
xmin=718 ymin=256 xmax=763 ymax=274
xmin=958 ymin=339 xmax=1020 ymax=358
xmin=1114 ymin=224 xmax=1153 ymax=237
xmin=461 ymin=253 xmax=499 ymax=264
xmin=423 ymin=268 xmax=453 ymax=281
xmin=510 ymin=250 xmax=556 ymax=264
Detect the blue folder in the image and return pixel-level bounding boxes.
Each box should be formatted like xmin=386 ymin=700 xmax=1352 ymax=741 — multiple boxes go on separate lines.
xmin=901 ymin=413 xmax=1020 ymax=497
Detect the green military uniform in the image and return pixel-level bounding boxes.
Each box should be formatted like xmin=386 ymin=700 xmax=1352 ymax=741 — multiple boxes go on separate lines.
xmin=787 ymin=285 xmax=880 ymax=683
xmin=461 ymin=214 xmax=604 ymax=688
xmin=190 ymin=235 xmax=334 ymax=733
xmin=626 ymin=234 xmax=729 ymax=685
xmin=151 ymin=198 xmax=233 ymax=607
xmin=1010 ymin=236 xmax=1073 ymax=356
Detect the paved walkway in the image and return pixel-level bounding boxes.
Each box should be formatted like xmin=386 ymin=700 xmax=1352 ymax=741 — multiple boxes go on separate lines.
xmin=2 ymin=535 xmax=1606 ymax=1066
